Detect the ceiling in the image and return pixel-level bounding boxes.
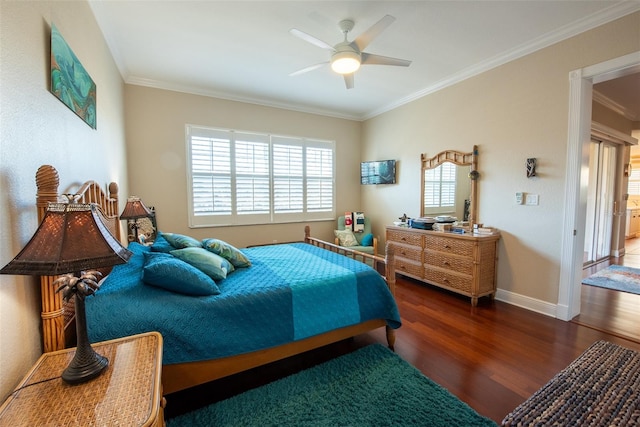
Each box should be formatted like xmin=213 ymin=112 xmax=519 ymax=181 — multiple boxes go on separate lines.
xmin=88 ymin=1 xmax=640 ymax=121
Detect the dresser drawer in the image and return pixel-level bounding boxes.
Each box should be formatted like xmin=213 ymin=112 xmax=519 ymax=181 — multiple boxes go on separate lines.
xmin=423 ymin=268 xmax=472 ymax=293
xmin=394 ymin=245 xmax=422 ymax=262
xmin=424 ymin=251 xmax=473 ymax=276
xmin=387 ymin=229 xmax=423 ymax=247
xmin=395 ymin=258 xmax=423 ymax=278
xmin=424 ymin=235 xmax=473 ymax=257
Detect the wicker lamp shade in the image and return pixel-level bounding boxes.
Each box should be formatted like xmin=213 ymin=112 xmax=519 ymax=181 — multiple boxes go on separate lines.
xmin=0 ymin=203 xmax=132 ymax=275
xmin=120 ymin=196 xmax=152 ymax=243
xmin=0 ymin=202 xmax=132 ymax=384
xmin=120 ymin=196 xmax=152 ymax=220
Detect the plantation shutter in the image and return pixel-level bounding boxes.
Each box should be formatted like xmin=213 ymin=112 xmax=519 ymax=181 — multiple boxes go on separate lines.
xmin=306 ymin=143 xmax=334 ymax=212
xmin=187 ymin=125 xmax=334 ymax=227
xmin=423 ymin=163 xmax=457 ymax=210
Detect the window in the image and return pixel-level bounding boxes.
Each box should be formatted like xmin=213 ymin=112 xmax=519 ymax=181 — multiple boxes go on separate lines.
xmin=629 ymin=164 xmax=640 ymax=196
xmin=187 ymin=125 xmax=335 ymax=227
xmin=423 ymin=163 xmax=456 ymax=209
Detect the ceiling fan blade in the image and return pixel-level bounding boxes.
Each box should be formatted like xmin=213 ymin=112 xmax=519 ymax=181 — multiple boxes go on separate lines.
xmin=290 ymin=28 xmax=335 ymax=51
xmin=344 ymin=73 xmax=354 ymax=89
xmin=352 ymin=15 xmax=396 ymax=51
xmin=289 ymin=62 xmax=328 ymax=77
xmin=361 ymin=52 xmax=411 ymax=67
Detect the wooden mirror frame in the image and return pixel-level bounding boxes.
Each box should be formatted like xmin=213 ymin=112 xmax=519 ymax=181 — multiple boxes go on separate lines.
xmin=420 ymin=145 xmax=478 ymax=225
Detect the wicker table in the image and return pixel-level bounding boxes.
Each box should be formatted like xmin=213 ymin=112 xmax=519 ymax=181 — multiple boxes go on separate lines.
xmin=0 ymin=332 xmax=164 ymax=427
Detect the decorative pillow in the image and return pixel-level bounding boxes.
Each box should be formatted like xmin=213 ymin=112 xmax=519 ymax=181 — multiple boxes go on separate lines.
xmin=142 ymin=252 xmax=220 ymax=296
xmin=170 ymin=247 xmax=234 ymax=281
xmin=202 ymin=238 xmax=251 ymax=268
xmin=150 ymin=232 xmax=176 ymax=253
xmin=361 ymin=233 xmax=374 ymax=247
xmin=334 ymin=229 xmax=359 ymax=247
xmin=161 ymin=232 xmax=201 ymax=249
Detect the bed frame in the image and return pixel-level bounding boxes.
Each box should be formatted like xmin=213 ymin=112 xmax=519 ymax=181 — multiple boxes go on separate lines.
xmin=35 ymin=165 xmax=398 ymax=394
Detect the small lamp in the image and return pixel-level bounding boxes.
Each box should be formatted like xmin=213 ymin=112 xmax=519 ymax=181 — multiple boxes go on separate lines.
xmin=120 ymin=196 xmax=152 ymax=242
xmin=0 ymin=200 xmax=132 ymax=384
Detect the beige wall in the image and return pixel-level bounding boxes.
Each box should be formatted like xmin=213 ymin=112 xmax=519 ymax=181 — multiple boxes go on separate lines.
xmin=362 ymin=12 xmax=640 ymax=306
xmin=124 ymin=85 xmax=362 ymax=247
xmin=0 ymin=1 xmax=127 ymax=400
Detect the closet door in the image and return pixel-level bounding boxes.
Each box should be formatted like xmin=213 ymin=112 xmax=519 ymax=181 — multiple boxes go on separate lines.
xmin=584 ymin=139 xmax=617 ymax=265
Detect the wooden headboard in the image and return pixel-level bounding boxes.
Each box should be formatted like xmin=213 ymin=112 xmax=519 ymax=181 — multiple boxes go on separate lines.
xmin=35 ymin=165 xmax=122 ymax=352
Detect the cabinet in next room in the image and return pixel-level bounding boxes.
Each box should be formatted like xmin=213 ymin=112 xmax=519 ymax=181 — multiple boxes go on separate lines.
xmin=626 ymin=208 xmax=640 ymax=239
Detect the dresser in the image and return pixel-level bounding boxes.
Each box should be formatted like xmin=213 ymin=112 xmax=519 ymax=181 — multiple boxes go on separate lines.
xmin=386 ymin=226 xmax=499 ymax=306
xmin=0 ymin=332 xmax=165 ymax=427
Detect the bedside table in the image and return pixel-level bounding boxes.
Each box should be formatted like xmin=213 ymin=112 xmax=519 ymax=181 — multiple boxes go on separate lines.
xmin=0 ymin=332 xmax=164 ymax=426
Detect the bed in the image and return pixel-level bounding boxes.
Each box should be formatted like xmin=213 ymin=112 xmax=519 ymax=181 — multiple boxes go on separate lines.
xmin=34 ymin=165 xmax=401 ymax=394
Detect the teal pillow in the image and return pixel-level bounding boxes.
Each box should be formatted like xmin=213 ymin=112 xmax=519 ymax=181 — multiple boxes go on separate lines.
xmin=162 ymin=232 xmax=201 ymax=249
xmin=361 ymin=233 xmax=374 ymax=247
xmin=142 ymin=252 xmax=220 ymax=296
xmin=170 ymin=247 xmax=234 ymax=281
xmin=150 ymin=232 xmax=176 ymax=253
xmin=202 ymin=238 xmax=251 ymax=268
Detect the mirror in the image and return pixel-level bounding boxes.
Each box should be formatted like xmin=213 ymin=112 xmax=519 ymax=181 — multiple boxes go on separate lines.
xmin=420 ymin=145 xmax=478 ymax=225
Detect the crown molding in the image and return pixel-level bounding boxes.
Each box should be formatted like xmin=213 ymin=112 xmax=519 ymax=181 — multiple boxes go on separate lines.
xmin=593 ymin=90 xmax=639 ymax=122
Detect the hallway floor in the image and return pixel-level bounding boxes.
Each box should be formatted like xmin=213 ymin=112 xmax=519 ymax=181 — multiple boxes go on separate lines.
xmin=574 ymin=238 xmax=640 ymax=343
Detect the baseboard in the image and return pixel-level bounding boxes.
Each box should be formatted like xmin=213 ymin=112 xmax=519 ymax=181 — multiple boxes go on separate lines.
xmin=495 ymin=288 xmax=558 ymax=318
xmin=612 ymin=247 xmax=626 ymax=257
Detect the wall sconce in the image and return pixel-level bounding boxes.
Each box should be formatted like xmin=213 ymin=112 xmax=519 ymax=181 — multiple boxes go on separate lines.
xmin=526 ymin=158 xmax=537 ymax=178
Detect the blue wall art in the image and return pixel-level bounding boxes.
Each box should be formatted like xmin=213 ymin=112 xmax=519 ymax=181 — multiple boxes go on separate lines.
xmin=51 ymin=24 xmax=96 ymax=129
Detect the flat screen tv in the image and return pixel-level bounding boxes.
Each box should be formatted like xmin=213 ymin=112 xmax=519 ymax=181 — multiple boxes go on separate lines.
xmin=360 ymin=160 xmax=396 ymax=185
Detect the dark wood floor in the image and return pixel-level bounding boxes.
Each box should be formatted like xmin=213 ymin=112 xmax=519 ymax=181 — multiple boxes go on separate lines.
xmin=165 ymin=265 xmax=640 ymax=424
xmin=575 ymin=237 xmax=640 ymax=343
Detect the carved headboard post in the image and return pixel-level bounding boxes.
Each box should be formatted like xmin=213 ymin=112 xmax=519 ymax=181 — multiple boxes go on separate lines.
xmin=109 ymin=182 xmax=121 ymax=241
xmin=35 ymin=165 xmax=66 ymax=352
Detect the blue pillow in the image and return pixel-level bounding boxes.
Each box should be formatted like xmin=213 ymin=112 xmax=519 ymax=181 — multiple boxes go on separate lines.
xmin=142 ymin=252 xmax=220 ymax=296
xmin=361 ymin=233 xmax=374 ymax=246
xmin=170 ymin=247 xmax=234 ymax=281
xmin=161 ymin=232 xmax=201 ymax=249
xmin=150 ymin=232 xmax=175 ymax=253
xmin=202 ymin=238 xmax=251 ymax=268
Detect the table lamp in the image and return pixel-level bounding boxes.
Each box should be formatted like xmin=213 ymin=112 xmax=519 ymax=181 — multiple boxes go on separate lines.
xmin=0 ymin=200 xmax=132 ymax=384
xmin=120 ymin=196 xmax=152 ymax=242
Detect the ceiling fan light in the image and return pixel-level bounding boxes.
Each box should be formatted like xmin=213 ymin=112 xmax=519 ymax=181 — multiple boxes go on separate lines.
xmin=331 ymin=51 xmax=361 ymax=74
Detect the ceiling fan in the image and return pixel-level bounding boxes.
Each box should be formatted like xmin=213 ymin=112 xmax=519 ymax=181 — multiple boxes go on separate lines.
xmin=289 ymin=15 xmax=412 ymax=89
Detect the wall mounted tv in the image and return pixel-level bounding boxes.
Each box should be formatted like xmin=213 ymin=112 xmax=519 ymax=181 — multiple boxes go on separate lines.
xmin=361 ymin=160 xmax=396 ymax=185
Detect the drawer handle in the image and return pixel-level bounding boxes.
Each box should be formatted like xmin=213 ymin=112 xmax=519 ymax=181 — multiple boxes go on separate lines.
xmin=444 ymin=245 xmax=451 ymax=249
xmin=443 ymin=261 xmax=450 ymax=266
xmin=401 ymin=250 xmax=407 ymax=255
xmin=401 ymin=237 xmax=407 ymax=241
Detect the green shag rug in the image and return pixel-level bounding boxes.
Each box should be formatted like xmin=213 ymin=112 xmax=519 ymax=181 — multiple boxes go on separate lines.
xmin=167 ymin=344 xmax=496 ymax=427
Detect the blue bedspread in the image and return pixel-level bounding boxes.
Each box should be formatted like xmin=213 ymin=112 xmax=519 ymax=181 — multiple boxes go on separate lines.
xmin=86 ymin=242 xmax=401 ymax=365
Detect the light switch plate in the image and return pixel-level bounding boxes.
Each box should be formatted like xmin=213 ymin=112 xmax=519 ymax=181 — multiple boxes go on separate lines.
xmin=525 ymin=194 xmax=539 ymax=205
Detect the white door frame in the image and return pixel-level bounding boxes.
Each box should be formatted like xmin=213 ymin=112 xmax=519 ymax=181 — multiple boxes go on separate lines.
xmin=557 ymin=51 xmax=640 ymax=321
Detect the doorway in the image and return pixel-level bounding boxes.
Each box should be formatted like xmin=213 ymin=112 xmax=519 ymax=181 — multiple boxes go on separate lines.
xmin=584 ymin=139 xmax=618 ymax=266
xmin=558 ymin=51 xmax=640 ymax=322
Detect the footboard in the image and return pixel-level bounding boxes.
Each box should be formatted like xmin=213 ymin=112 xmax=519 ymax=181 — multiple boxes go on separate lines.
xmin=304 ymin=225 xmax=386 ymax=268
